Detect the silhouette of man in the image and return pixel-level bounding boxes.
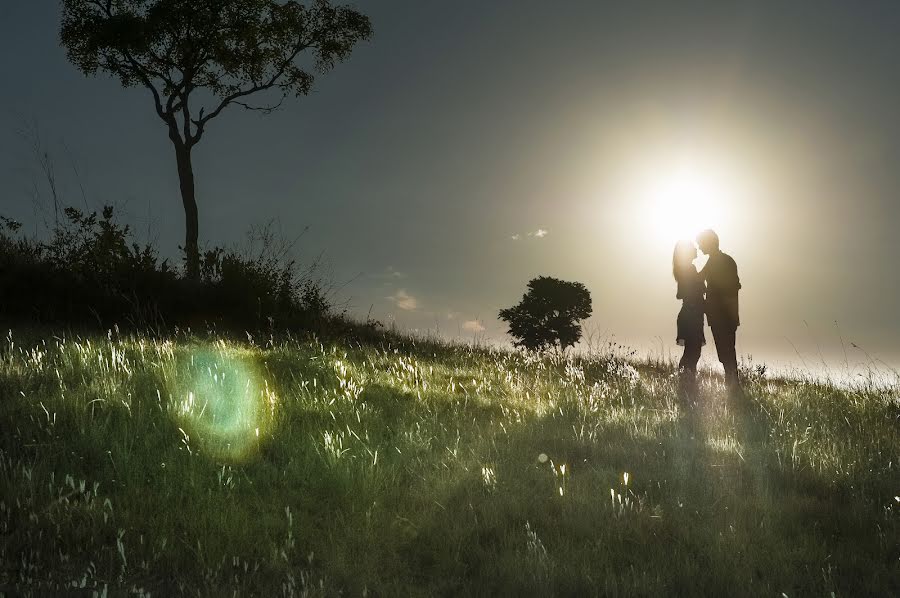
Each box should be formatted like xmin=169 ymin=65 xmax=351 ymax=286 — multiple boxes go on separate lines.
xmin=696 ymin=229 xmax=741 ymax=389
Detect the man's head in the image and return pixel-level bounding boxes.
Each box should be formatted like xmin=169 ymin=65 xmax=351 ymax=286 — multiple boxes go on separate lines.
xmin=696 ymin=229 xmax=720 ymax=255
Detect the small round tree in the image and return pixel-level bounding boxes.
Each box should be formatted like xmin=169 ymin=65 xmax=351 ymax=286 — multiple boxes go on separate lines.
xmin=499 ymin=276 xmax=592 ymax=352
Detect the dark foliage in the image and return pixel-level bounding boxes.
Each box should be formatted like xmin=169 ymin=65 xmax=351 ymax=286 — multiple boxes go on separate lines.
xmin=0 ymin=207 xmax=331 ymax=333
xmin=499 ymin=276 xmax=592 ymax=352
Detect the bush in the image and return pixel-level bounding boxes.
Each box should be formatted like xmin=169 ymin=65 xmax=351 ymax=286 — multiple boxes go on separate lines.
xmin=0 ymin=206 xmax=332 ymax=333
xmin=499 ymin=276 xmax=592 ymax=352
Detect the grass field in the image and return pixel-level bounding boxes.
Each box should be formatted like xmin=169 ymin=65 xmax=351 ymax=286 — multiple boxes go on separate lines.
xmin=1 ymin=328 xmax=898 ymax=596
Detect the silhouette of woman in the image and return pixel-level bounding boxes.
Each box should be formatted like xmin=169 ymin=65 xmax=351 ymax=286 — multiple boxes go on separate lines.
xmin=673 ymin=240 xmax=705 ymax=381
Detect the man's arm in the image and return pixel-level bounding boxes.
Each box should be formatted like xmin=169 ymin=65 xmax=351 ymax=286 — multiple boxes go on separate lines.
xmin=729 ymin=255 xmax=742 ymax=291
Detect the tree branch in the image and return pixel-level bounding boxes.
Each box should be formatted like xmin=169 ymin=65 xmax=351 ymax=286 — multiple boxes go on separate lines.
xmin=190 ymin=37 xmax=314 ymax=142
xmin=180 ymin=68 xmax=195 ymax=146
xmin=87 ymin=0 xmax=173 ymax=123
xmin=106 ymin=51 xmax=168 ymax=122
xmin=233 ymin=95 xmax=287 ymax=115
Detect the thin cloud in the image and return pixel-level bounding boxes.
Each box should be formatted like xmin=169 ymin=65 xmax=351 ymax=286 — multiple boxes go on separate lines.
xmin=388 ymin=289 xmax=418 ymax=311
xmin=509 ymin=228 xmax=549 ymax=241
xmin=462 ymin=319 xmax=485 ymax=333
xmin=373 ymin=265 xmax=407 ymax=280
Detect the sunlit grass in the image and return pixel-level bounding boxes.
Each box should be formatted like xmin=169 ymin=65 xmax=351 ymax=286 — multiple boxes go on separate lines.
xmin=0 ymin=328 xmax=897 ymax=595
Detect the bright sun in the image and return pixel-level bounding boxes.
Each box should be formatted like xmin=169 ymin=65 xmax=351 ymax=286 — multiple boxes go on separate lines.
xmin=638 ymin=157 xmax=732 ymax=244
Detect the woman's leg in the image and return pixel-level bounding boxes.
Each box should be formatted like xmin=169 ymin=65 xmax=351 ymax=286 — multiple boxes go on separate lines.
xmin=680 ymin=340 xmax=701 ymax=374
xmin=677 ymin=339 xmax=701 ymax=402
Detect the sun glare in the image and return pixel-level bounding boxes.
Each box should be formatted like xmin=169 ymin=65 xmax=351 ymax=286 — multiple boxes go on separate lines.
xmin=638 ymin=156 xmax=732 ymax=245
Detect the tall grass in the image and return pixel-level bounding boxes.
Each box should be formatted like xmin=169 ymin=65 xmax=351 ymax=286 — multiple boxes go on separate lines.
xmin=1 ymin=328 xmax=897 ymax=595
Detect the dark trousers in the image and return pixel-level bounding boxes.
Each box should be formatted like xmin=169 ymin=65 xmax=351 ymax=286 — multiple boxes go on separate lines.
xmin=679 ymin=340 xmax=701 ymax=374
xmin=710 ymin=323 xmax=738 ymax=379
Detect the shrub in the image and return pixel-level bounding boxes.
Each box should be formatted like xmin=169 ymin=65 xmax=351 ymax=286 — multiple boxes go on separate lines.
xmin=499 ymin=276 xmax=592 ymax=352
xmin=0 ymin=207 xmax=175 ymax=326
xmin=0 ymin=206 xmax=331 ymax=333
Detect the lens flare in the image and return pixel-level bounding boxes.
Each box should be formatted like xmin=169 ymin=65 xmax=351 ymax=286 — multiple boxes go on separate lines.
xmin=174 ymin=345 xmax=265 ymax=462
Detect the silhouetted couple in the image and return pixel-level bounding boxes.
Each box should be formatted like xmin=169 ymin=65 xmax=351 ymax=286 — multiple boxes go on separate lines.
xmin=673 ymin=229 xmax=741 ymax=392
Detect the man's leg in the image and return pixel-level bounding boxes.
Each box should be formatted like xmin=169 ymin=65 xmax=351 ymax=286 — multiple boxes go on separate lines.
xmin=723 ymin=325 xmax=739 ymax=385
xmin=711 ymin=324 xmax=739 ymax=385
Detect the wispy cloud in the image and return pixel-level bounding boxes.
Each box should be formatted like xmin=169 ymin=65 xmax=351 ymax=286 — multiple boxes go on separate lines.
xmin=373 ymin=265 xmax=407 ymax=280
xmin=388 ymin=289 xmax=418 ymax=311
xmin=509 ymin=228 xmax=549 ymax=241
xmin=462 ymin=319 xmax=485 ymax=333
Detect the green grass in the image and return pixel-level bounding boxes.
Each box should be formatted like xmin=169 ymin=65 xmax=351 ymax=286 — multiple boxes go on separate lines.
xmin=1 ymin=328 xmax=898 ymax=596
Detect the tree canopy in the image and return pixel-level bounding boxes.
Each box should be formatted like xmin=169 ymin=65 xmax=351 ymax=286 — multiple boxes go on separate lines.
xmin=499 ymin=276 xmax=592 ymax=352
xmin=61 ymin=0 xmax=371 ymax=145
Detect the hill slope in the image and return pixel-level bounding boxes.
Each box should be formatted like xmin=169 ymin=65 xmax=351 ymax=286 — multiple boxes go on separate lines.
xmin=1 ymin=330 xmax=898 ymax=595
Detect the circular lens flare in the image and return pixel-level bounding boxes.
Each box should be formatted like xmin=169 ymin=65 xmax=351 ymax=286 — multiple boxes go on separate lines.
xmin=174 ymin=345 xmax=266 ymax=462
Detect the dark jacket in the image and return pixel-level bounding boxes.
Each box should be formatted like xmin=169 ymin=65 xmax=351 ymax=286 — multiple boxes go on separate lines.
xmin=700 ymin=250 xmax=740 ymax=327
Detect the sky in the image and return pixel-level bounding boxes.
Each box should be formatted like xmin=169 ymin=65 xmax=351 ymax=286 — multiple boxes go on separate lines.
xmin=2 ymin=1 xmax=900 ymax=378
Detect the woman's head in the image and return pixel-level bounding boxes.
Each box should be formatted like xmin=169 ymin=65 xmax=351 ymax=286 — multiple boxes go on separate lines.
xmin=672 ymin=240 xmax=697 ymax=280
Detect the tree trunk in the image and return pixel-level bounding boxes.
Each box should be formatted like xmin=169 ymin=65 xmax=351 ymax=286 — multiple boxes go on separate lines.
xmin=172 ymin=140 xmax=199 ymax=280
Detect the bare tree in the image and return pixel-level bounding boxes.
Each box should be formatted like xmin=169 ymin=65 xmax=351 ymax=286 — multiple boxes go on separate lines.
xmin=61 ymin=0 xmax=372 ymax=278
